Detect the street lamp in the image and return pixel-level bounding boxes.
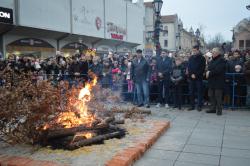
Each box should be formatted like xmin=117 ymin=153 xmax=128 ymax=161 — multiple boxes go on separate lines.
xmin=153 ymin=0 xmax=163 ymax=14
xmin=152 ymin=0 xmax=163 ymax=56
xmin=246 ymin=5 xmax=250 ymax=10
xmin=195 ymin=28 xmax=200 ymax=47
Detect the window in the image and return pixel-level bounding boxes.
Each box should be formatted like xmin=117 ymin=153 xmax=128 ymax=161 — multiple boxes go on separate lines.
xmin=246 ymin=40 xmax=250 ymax=48
xmin=164 ymin=40 xmax=168 ymax=47
xmin=163 ymin=26 xmax=168 ymax=36
xmin=239 ymin=40 xmax=244 ymax=49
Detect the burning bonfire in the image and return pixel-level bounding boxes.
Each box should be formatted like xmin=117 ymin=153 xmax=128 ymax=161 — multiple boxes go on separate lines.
xmin=43 ymin=77 xmax=97 ymax=130
xmin=0 ymin=71 xmax=126 ymax=150
xmin=40 ymin=76 xmax=126 ymax=150
xmin=0 ymin=70 xmax=151 ymax=150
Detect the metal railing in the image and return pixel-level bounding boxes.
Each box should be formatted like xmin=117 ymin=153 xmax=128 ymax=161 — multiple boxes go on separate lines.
xmin=0 ymin=73 xmax=249 ymax=109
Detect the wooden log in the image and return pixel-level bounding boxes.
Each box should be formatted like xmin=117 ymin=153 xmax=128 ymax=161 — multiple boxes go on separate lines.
xmin=44 ymin=125 xmax=108 ymax=140
xmin=111 ymin=119 xmax=125 ymax=124
xmin=112 ymin=107 xmax=151 ymax=114
xmin=67 ymin=131 xmax=125 ymax=150
xmin=96 ymin=117 xmax=115 ymax=128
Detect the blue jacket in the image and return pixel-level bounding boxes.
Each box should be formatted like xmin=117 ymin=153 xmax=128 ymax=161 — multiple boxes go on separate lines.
xmin=132 ymin=57 xmax=150 ymax=83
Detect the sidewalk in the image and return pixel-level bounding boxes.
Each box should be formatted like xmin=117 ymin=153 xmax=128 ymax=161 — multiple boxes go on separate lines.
xmin=134 ymin=108 xmax=250 ymax=166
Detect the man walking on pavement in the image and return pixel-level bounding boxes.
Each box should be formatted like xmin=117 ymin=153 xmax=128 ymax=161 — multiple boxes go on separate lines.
xmin=187 ymin=45 xmax=206 ymax=111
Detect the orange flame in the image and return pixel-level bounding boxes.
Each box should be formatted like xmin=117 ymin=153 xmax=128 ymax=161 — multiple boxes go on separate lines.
xmin=45 ymin=76 xmax=98 ymax=129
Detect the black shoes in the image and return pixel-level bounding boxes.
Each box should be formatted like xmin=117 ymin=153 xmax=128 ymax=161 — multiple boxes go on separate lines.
xmin=217 ymin=111 xmax=222 ymax=116
xmin=146 ymin=105 xmax=150 ymax=108
xmin=137 ymin=104 xmax=144 ymax=107
xmin=206 ymin=109 xmax=222 ymax=115
xmin=197 ymin=107 xmax=202 ymax=112
xmin=206 ymin=109 xmax=216 ymax=113
xmin=188 ymin=107 xmax=195 ymax=111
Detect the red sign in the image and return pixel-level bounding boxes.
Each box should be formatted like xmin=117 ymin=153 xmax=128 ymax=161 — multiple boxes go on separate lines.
xmin=111 ymin=33 xmax=123 ymax=40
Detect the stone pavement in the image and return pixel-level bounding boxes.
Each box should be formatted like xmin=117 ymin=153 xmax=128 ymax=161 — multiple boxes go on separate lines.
xmin=134 ymin=108 xmax=250 ymax=166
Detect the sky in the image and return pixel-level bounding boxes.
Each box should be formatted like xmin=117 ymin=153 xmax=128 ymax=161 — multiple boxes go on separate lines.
xmin=144 ymin=0 xmax=249 ymax=42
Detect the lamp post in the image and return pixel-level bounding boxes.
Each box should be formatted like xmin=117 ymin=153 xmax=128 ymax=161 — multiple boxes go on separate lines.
xmin=152 ymin=0 xmax=163 ymax=56
xmin=195 ymin=28 xmax=200 ymax=47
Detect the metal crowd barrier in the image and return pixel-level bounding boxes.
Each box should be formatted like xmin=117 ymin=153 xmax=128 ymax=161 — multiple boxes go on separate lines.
xmin=225 ymin=73 xmax=248 ymax=109
xmin=1 ymin=73 xmax=249 ymax=109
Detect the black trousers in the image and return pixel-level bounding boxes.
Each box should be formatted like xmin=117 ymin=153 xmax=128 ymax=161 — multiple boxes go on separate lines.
xmin=208 ymin=88 xmax=223 ymax=113
xmin=189 ymin=79 xmax=203 ymax=108
xmin=173 ymin=83 xmax=182 ymax=108
xmin=158 ymin=79 xmax=170 ymax=104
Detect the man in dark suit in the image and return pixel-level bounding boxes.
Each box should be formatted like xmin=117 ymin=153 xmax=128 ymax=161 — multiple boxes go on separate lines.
xmin=156 ymin=49 xmax=173 ymax=108
xmin=187 ymin=45 xmax=206 ymax=111
xmin=132 ymin=49 xmax=150 ymax=108
xmin=206 ymin=48 xmax=226 ymax=115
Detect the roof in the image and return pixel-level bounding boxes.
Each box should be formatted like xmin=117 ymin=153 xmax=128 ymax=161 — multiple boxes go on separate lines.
xmin=161 ymin=15 xmax=178 ymax=23
xmin=144 ymin=2 xmax=153 ymax=8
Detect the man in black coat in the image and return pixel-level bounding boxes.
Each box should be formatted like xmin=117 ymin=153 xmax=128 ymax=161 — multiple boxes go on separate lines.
xmin=206 ymin=48 xmax=226 ymax=115
xmin=156 ymin=49 xmax=173 ymax=108
xmin=187 ymin=45 xmax=206 ymax=111
xmin=132 ymin=49 xmax=150 ymax=108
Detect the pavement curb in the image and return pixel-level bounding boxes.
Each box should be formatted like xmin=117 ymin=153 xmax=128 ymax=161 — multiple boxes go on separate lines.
xmin=105 ymin=120 xmax=171 ymax=166
xmin=0 ymin=154 xmax=67 ymax=166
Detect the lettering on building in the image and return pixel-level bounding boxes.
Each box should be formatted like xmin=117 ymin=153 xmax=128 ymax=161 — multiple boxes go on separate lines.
xmin=0 ymin=11 xmax=10 ymax=19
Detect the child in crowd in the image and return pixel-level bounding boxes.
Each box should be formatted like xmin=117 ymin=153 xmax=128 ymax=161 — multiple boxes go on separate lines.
xmin=150 ymin=58 xmax=158 ymax=102
xmin=111 ymin=61 xmax=122 ymax=91
xmin=171 ymin=57 xmax=185 ymax=110
xmin=101 ymin=59 xmax=112 ymax=89
xmin=150 ymin=58 xmax=158 ymax=84
xmin=124 ymin=59 xmax=133 ymax=93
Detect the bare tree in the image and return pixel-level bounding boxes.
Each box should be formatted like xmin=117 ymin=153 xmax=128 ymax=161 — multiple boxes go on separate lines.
xmin=206 ymin=33 xmax=225 ymax=50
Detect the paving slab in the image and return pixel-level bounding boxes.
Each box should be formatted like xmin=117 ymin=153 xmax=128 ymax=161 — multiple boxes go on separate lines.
xmin=177 ymin=152 xmax=220 ymax=166
xmin=222 ymin=147 xmax=250 ymax=159
xmin=183 ymin=144 xmax=221 ymax=156
xmin=174 ymin=160 xmax=217 ymax=166
xmin=143 ymin=149 xmax=179 ymax=161
xmin=187 ymin=137 xmax=222 ymax=147
xmin=220 ymin=156 xmax=250 ymax=166
xmin=134 ymin=158 xmax=175 ymax=166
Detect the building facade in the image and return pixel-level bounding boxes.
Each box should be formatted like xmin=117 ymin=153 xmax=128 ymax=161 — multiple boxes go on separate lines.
xmin=0 ymin=0 xmax=145 ymax=58
xmin=233 ymin=17 xmax=250 ymax=50
xmin=143 ymin=2 xmax=198 ymax=56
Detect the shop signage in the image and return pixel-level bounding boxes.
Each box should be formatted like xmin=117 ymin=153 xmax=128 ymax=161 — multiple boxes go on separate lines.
xmin=62 ymin=42 xmax=88 ymax=50
xmin=0 ymin=7 xmax=13 ymax=24
xmin=111 ymin=34 xmax=123 ymax=40
xmin=8 ymin=38 xmax=54 ymax=48
xmin=107 ymin=22 xmax=126 ymax=41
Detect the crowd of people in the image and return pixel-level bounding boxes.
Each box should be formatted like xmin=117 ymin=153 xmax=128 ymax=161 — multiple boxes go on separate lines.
xmin=0 ymin=46 xmax=250 ymax=115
